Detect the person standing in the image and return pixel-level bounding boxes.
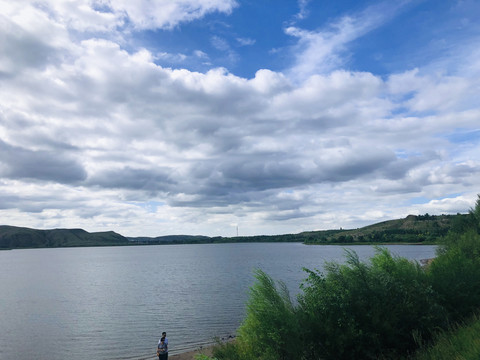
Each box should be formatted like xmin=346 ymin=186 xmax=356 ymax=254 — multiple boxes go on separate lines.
xmin=157 ymin=332 xmax=168 ymax=360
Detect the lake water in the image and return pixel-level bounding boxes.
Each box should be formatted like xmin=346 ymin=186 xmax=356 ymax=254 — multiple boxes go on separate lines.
xmin=0 ymin=243 xmax=437 ymax=360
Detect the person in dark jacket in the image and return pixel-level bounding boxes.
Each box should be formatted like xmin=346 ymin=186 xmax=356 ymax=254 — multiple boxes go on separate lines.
xmin=157 ymin=332 xmax=168 ymax=360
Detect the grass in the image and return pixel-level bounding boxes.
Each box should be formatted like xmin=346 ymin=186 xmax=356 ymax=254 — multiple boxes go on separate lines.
xmin=413 ymin=315 xmax=480 ymax=360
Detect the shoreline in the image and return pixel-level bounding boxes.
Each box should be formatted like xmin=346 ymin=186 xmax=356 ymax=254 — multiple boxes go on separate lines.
xmin=169 ymin=337 xmax=235 ymax=360
xmin=169 ymin=345 xmax=214 ymax=360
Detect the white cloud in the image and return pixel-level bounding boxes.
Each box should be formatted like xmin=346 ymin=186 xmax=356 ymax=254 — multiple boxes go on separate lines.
xmin=0 ymin=0 xmax=238 ymax=37
xmin=194 ymin=50 xmax=209 ymax=59
xmin=236 ymin=37 xmax=256 ymax=46
xmin=107 ymin=0 xmax=238 ymax=30
xmin=285 ymin=1 xmax=412 ymax=80
xmin=211 ymin=35 xmax=230 ymax=51
xmin=295 ymin=0 xmax=311 ymax=20
xmin=2 ymin=28 xmax=479 ymax=234
xmin=0 ymin=0 xmax=479 ymax=236
xmin=413 ymin=195 xmax=477 ymax=216
xmin=388 ymin=69 xmax=478 ymax=113
xmin=156 ymin=51 xmax=188 ymax=63
xmin=210 ymin=35 xmax=239 ymax=64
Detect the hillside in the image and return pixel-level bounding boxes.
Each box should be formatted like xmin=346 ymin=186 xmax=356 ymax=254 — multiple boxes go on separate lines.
xmin=0 ymin=225 xmax=129 ymax=249
xmin=1 ymin=213 xmax=469 ymax=249
xmin=302 ymin=213 xmax=466 ymax=244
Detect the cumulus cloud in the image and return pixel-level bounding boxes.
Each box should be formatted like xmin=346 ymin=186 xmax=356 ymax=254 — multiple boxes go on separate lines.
xmin=0 ymin=0 xmax=478 ymax=236
xmin=0 ymin=139 xmax=87 ymax=183
xmin=107 ymin=0 xmax=238 ymax=30
xmin=388 ymin=69 xmax=479 ymax=113
xmin=0 ymin=0 xmax=237 ymax=33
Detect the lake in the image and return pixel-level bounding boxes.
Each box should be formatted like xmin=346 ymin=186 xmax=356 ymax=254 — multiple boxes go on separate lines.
xmin=0 ymin=243 xmax=437 ymax=360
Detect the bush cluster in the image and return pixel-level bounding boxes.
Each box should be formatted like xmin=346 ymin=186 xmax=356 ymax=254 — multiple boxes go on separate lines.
xmin=204 ymin=195 xmax=480 ymax=360
xmin=298 ymin=248 xmax=447 ymax=359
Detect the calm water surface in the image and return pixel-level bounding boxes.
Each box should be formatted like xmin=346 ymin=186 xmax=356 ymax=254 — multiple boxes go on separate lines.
xmin=0 ymin=243 xmax=437 ymax=360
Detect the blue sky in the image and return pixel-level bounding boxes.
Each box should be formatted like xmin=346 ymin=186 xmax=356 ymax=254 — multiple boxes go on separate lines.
xmin=134 ymin=0 xmax=479 ymax=78
xmin=0 ymin=0 xmax=479 ymax=237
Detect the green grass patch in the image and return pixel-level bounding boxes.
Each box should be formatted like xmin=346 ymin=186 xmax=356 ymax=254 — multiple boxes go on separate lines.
xmin=413 ymin=315 xmax=480 ymax=360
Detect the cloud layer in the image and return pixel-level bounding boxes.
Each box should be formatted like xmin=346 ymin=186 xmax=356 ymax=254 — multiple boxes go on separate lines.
xmin=0 ymin=0 xmax=479 ymax=236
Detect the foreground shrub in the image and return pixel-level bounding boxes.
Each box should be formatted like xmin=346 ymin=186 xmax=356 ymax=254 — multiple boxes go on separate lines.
xmin=298 ymin=248 xmax=446 ymax=360
xmin=428 ymin=230 xmax=480 ymax=322
xmin=210 ymin=225 xmax=480 ymax=360
xmin=236 ymin=269 xmax=302 ymax=360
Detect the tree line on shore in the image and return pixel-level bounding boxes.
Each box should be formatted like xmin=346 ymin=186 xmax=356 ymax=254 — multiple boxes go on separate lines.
xmin=0 ymin=213 xmax=469 ymax=249
xmin=200 ymin=195 xmax=480 ymax=360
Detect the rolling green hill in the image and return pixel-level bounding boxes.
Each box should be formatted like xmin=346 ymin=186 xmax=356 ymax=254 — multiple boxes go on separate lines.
xmin=302 ymin=213 xmax=468 ymax=244
xmin=0 ymin=225 xmax=129 ymax=249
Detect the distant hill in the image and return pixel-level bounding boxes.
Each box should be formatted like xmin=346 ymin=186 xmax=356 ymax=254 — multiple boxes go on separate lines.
xmin=127 ymin=234 xmax=214 ymax=244
xmin=130 ymin=213 xmax=469 ymax=245
xmin=0 ymin=225 xmax=129 ymax=249
xmin=1 ymin=213 xmax=469 ymax=249
xmin=301 ymin=213 xmax=468 ymax=244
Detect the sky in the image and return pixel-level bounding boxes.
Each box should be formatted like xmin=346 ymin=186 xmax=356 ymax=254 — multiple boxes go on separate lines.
xmin=0 ymin=0 xmax=479 ymax=237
